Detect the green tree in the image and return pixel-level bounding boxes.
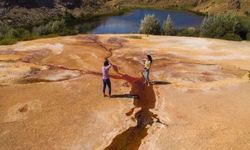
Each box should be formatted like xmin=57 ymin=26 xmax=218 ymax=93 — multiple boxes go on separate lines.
xmin=162 ymin=15 xmax=175 ymax=35
xmin=201 ymin=14 xmax=241 ymax=40
xmin=139 ymin=14 xmax=161 ymax=35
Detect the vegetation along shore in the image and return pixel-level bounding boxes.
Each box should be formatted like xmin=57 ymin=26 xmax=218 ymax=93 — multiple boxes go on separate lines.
xmin=0 ymin=0 xmax=250 ymax=45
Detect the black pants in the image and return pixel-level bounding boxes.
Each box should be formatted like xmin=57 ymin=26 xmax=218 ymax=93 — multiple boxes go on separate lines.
xmin=103 ymin=78 xmax=111 ymax=96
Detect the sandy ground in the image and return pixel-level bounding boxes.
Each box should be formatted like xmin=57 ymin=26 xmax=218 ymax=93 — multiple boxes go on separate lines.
xmin=0 ymin=34 xmax=250 ymax=150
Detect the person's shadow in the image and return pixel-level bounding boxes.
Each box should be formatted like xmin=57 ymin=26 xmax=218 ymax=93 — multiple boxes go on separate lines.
xmin=110 ymin=64 xmax=171 ymax=99
xmin=86 ymin=64 xmax=168 ymax=150
xmin=150 ymin=81 xmax=171 ymax=85
xmin=105 ymin=75 xmax=166 ymax=150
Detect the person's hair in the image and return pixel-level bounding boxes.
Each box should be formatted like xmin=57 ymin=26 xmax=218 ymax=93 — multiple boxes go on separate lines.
xmin=104 ymin=60 xmax=109 ymax=66
xmin=147 ymin=55 xmax=153 ymax=63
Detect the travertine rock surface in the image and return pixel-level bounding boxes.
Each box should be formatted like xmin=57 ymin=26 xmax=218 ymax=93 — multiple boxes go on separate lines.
xmin=0 ymin=35 xmax=250 ymax=150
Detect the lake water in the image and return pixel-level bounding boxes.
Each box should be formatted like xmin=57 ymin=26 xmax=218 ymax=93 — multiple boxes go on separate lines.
xmin=90 ymin=9 xmax=204 ymax=34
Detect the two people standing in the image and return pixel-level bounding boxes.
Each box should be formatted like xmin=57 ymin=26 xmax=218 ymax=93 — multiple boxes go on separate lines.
xmin=102 ymin=54 xmax=153 ymax=97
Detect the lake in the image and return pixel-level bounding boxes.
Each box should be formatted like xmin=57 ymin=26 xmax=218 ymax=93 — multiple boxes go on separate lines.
xmin=90 ymin=9 xmax=204 ymax=34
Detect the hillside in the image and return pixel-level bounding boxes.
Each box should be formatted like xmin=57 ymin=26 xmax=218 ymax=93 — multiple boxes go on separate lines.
xmin=0 ymin=0 xmax=113 ymax=27
xmin=1 ymin=0 xmax=250 ymax=27
xmin=117 ymin=0 xmax=250 ymax=15
xmin=0 ymin=34 xmax=250 ymax=149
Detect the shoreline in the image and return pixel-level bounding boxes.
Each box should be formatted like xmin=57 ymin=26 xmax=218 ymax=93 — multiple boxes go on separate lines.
xmin=121 ymin=4 xmax=206 ymax=16
xmin=1 ymin=34 xmax=250 ymax=47
xmin=1 ymin=6 xmax=250 ymax=46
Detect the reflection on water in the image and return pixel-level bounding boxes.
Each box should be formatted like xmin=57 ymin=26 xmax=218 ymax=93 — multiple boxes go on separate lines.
xmin=90 ymin=9 xmax=204 ymax=34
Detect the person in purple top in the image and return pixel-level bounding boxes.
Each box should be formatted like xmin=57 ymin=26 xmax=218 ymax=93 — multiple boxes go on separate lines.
xmin=102 ymin=59 xmax=112 ymax=97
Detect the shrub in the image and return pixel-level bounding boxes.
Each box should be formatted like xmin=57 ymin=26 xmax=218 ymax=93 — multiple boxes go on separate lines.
xmin=0 ymin=18 xmax=75 ymax=45
xmin=76 ymin=23 xmax=92 ymax=33
xmin=32 ymin=19 xmax=68 ymax=36
xmin=162 ymin=15 xmax=175 ymax=35
xmin=222 ymin=32 xmax=242 ymax=41
xmin=201 ymin=14 xmax=239 ymax=39
xmin=64 ymin=12 xmax=78 ymax=26
xmin=233 ymin=18 xmax=250 ymax=40
xmin=59 ymin=27 xmax=78 ymax=36
xmin=51 ymin=19 xmax=65 ymax=33
xmin=0 ymin=22 xmax=10 ymax=38
xmin=0 ymin=29 xmax=18 ymax=45
xmin=0 ymin=38 xmax=18 ymax=45
xmin=139 ymin=14 xmax=161 ymax=35
xmin=13 ymin=28 xmax=31 ymax=39
xmin=123 ymin=35 xmax=142 ymax=39
xmin=33 ymin=23 xmax=53 ymax=36
xmin=246 ymin=33 xmax=250 ymax=41
xmin=0 ymin=25 xmax=33 ymax=45
xmin=177 ymin=27 xmax=199 ymax=37
xmin=3 ymin=29 xmax=16 ymax=39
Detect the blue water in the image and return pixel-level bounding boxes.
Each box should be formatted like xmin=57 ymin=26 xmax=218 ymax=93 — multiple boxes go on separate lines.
xmin=90 ymin=9 xmax=204 ymax=34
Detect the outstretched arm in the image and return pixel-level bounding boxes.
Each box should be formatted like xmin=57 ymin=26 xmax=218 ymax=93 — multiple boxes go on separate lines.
xmin=105 ymin=58 xmax=112 ymax=69
xmin=139 ymin=59 xmax=146 ymax=65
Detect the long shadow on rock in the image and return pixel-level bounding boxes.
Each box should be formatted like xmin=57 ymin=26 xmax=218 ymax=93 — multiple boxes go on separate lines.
xmin=105 ymin=79 xmax=158 ymax=150
xmin=150 ymin=81 xmax=171 ymax=85
xmin=86 ymin=65 xmax=165 ymax=150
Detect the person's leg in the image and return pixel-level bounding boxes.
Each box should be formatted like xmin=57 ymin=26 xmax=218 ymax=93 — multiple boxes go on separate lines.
xmin=146 ymin=69 xmax=150 ymax=84
xmin=107 ymin=79 xmax=112 ymax=97
xmin=103 ymin=79 xmax=107 ymax=96
xmin=143 ymin=69 xmax=147 ymax=83
xmin=141 ymin=69 xmax=146 ymax=79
